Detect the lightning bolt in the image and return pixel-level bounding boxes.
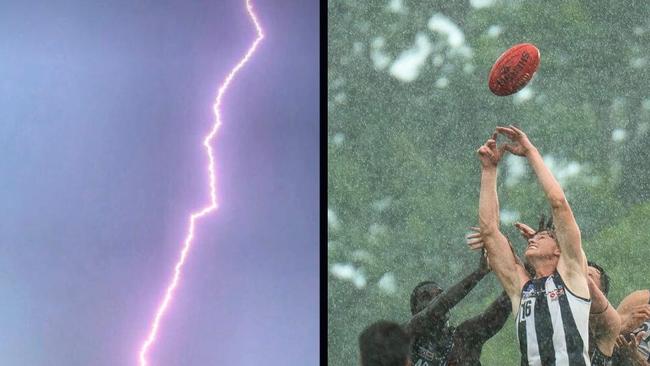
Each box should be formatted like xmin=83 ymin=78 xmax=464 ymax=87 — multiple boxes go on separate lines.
xmin=138 ymin=1 xmax=264 ymax=364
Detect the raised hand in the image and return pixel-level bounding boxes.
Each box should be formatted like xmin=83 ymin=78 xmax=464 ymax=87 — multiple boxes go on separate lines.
xmin=615 ymin=332 xmax=646 ymax=358
xmin=514 ymin=222 xmax=536 ymax=240
xmin=465 ymin=227 xmax=491 ymax=273
xmin=466 ymin=226 xmax=484 ymax=251
xmin=477 ymin=132 xmax=507 ymax=168
xmin=496 ymin=125 xmax=534 ymax=157
xmin=621 ymin=304 xmax=650 ymax=334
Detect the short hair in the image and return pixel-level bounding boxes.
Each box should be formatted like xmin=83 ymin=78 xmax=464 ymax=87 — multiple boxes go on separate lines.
xmin=410 ymin=281 xmax=441 ymax=315
xmin=359 ymin=320 xmax=412 ymax=366
xmin=536 ymin=213 xmax=556 ymax=238
xmin=588 ymin=261 xmax=610 ymax=296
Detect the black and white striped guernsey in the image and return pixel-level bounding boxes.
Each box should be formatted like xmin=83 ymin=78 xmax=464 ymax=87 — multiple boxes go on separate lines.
xmin=516 ymin=272 xmax=591 ymax=366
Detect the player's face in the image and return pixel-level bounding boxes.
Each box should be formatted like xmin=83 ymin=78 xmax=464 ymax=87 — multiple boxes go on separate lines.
xmin=525 ymin=231 xmax=559 ymax=259
xmin=587 ymin=266 xmax=602 ymax=292
xmin=414 ymin=286 xmax=445 ymax=315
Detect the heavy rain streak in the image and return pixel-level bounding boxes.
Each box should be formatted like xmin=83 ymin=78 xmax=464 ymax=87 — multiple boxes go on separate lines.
xmin=328 ymin=0 xmax=650 ymax=365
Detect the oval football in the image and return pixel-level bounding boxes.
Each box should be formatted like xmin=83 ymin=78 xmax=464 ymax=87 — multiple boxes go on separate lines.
xmin=488 ymin=43 xmax=540 ymax=96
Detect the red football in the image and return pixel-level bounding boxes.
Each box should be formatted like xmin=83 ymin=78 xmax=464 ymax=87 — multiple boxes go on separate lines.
xmin=488 ymin=43 xmax=540 ymax=96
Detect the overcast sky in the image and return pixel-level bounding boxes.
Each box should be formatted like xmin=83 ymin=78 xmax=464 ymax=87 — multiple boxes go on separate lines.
xmin=0 ymin=0 xmax=319 ymax=364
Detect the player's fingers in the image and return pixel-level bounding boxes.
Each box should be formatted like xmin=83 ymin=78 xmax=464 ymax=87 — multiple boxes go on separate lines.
xmin=514 ymin=223 xmax=527 ymax=234
xmin=496 ymin=126 xmax=514 ymax=137
xmin=638 ymin=309 xmax=650 ymax=320
xmin=497 ymin=144 xmax=507 ymax=156
xmin=487 ymin=140 xmax=497 ymax=151
xmin=466 ymin=237 xmax=484 ymax=245
xmin=516 ymin=222 xmax=535 ymax=232
xmin=637 ymin=332 xmax=647 ymax=343
xmin=466 ymin=238 xmax=482 ymax=245
xmin=509 ymin=124 xmax=524 ymax=135
xmin=634 ymin=306 xmax=650 ymax=316
xmin=503 ymin=143 xmax=516 ymax=153
xmin=469 ymin=226 xmax=480 ymax=232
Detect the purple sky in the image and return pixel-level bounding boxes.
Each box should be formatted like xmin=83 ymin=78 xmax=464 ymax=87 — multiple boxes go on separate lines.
xmin=0 ymin=0 xmax=319 ymax=364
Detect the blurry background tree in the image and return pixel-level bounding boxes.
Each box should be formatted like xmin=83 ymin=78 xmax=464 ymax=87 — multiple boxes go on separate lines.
xmin=328 ymin=0 xmax=650 ymax=364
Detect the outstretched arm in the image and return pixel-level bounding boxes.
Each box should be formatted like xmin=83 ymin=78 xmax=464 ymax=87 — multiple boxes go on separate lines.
xmin=589 ymin=277 xmax=621 ymax=356
xmin=405 ymin=256 xmax=490 ymax=336
xmin=477 ymin=135 xmax=528 ymax=311
xmin=497 ymin=126 xmax=587 ymax=282
xmin=455 ymin=291 xmax=511 ymax=345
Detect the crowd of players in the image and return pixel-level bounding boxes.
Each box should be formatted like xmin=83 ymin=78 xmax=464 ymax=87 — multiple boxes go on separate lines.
xmin=357 ymin=126 xmax=650 ymax=366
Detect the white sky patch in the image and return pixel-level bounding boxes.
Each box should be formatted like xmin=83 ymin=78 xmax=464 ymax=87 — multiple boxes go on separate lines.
xmin=486 ymin=25 xmax=503 ymax=38
xmin=471 ymin=0 xmax=496 ymax=8
xmin=428 ymin=13 xmax=465 ymax=48
xmin=369 ymin=223 xmax=387 ymax=237
xmin=543 ymin=155 xmax=582 ymax=186
xmin=505 ymin=154 xmax=527 ymax=187
xmin=378 ymin=273 xmax=397 ymax=294
xmin=642 ymin=99 xmax=650 ymax=110
xmin=631 ymin=57 xmax=647 ymax=68
xmin=543 ymin=155 xmax=557 ymax=171
xmin=435 ymin=77 xmax=449 ymax=88
xmin=351 ymin=249 xmax=373 ymax=263
xmin=634 ymin=26 xmax=645 ymax=35
xmin=332 ymin=133 xmax=345 ymax=146
xmin=612 ymin=128 xmax=627 ymax=142
xmin=371 ymin=37 xmax=392 ymax=71
xmin=389 ymin=33 xmax=433 ymax=82
xmin=353 ymin=41 xmax=364 ymax=56
xmin=387 ymin=0 xmax=406 ymax=13
xmin=330 ymin=263 xmax=367 ymax=289
xmin=500 ymin=209 xmax=520 ymax=225
xmin=432 ymin=54 xmax=444 ymax=67
xmin=640 ymin=122 xmax=650 ymax=135
xmin=372 ymin=197 xmax=392 ymax=212
xmin=330 ymin=77 xmax=345 ymax=90
xmin=453 ymin=45 xmax=474 ymax=58
xmin=513 ymin=86 xmax=534 ymax=104
xmin=463 ymin=63 xmax=475 ymax=74
xmin=328 ymin=209 xmax=340 ymax=230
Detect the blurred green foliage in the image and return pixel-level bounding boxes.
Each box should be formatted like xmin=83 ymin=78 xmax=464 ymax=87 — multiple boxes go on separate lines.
xmin=328 ymin=0 xmax=650 ymax=364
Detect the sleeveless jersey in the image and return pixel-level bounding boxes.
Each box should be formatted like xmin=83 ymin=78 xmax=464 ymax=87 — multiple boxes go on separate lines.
xmin=588 ymin=341 xmax=612 ymax=366
xmin=516 ymin=272 xmax=591 ymax=366
xmin=411 ymin=326 xmax=454 ymax=366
